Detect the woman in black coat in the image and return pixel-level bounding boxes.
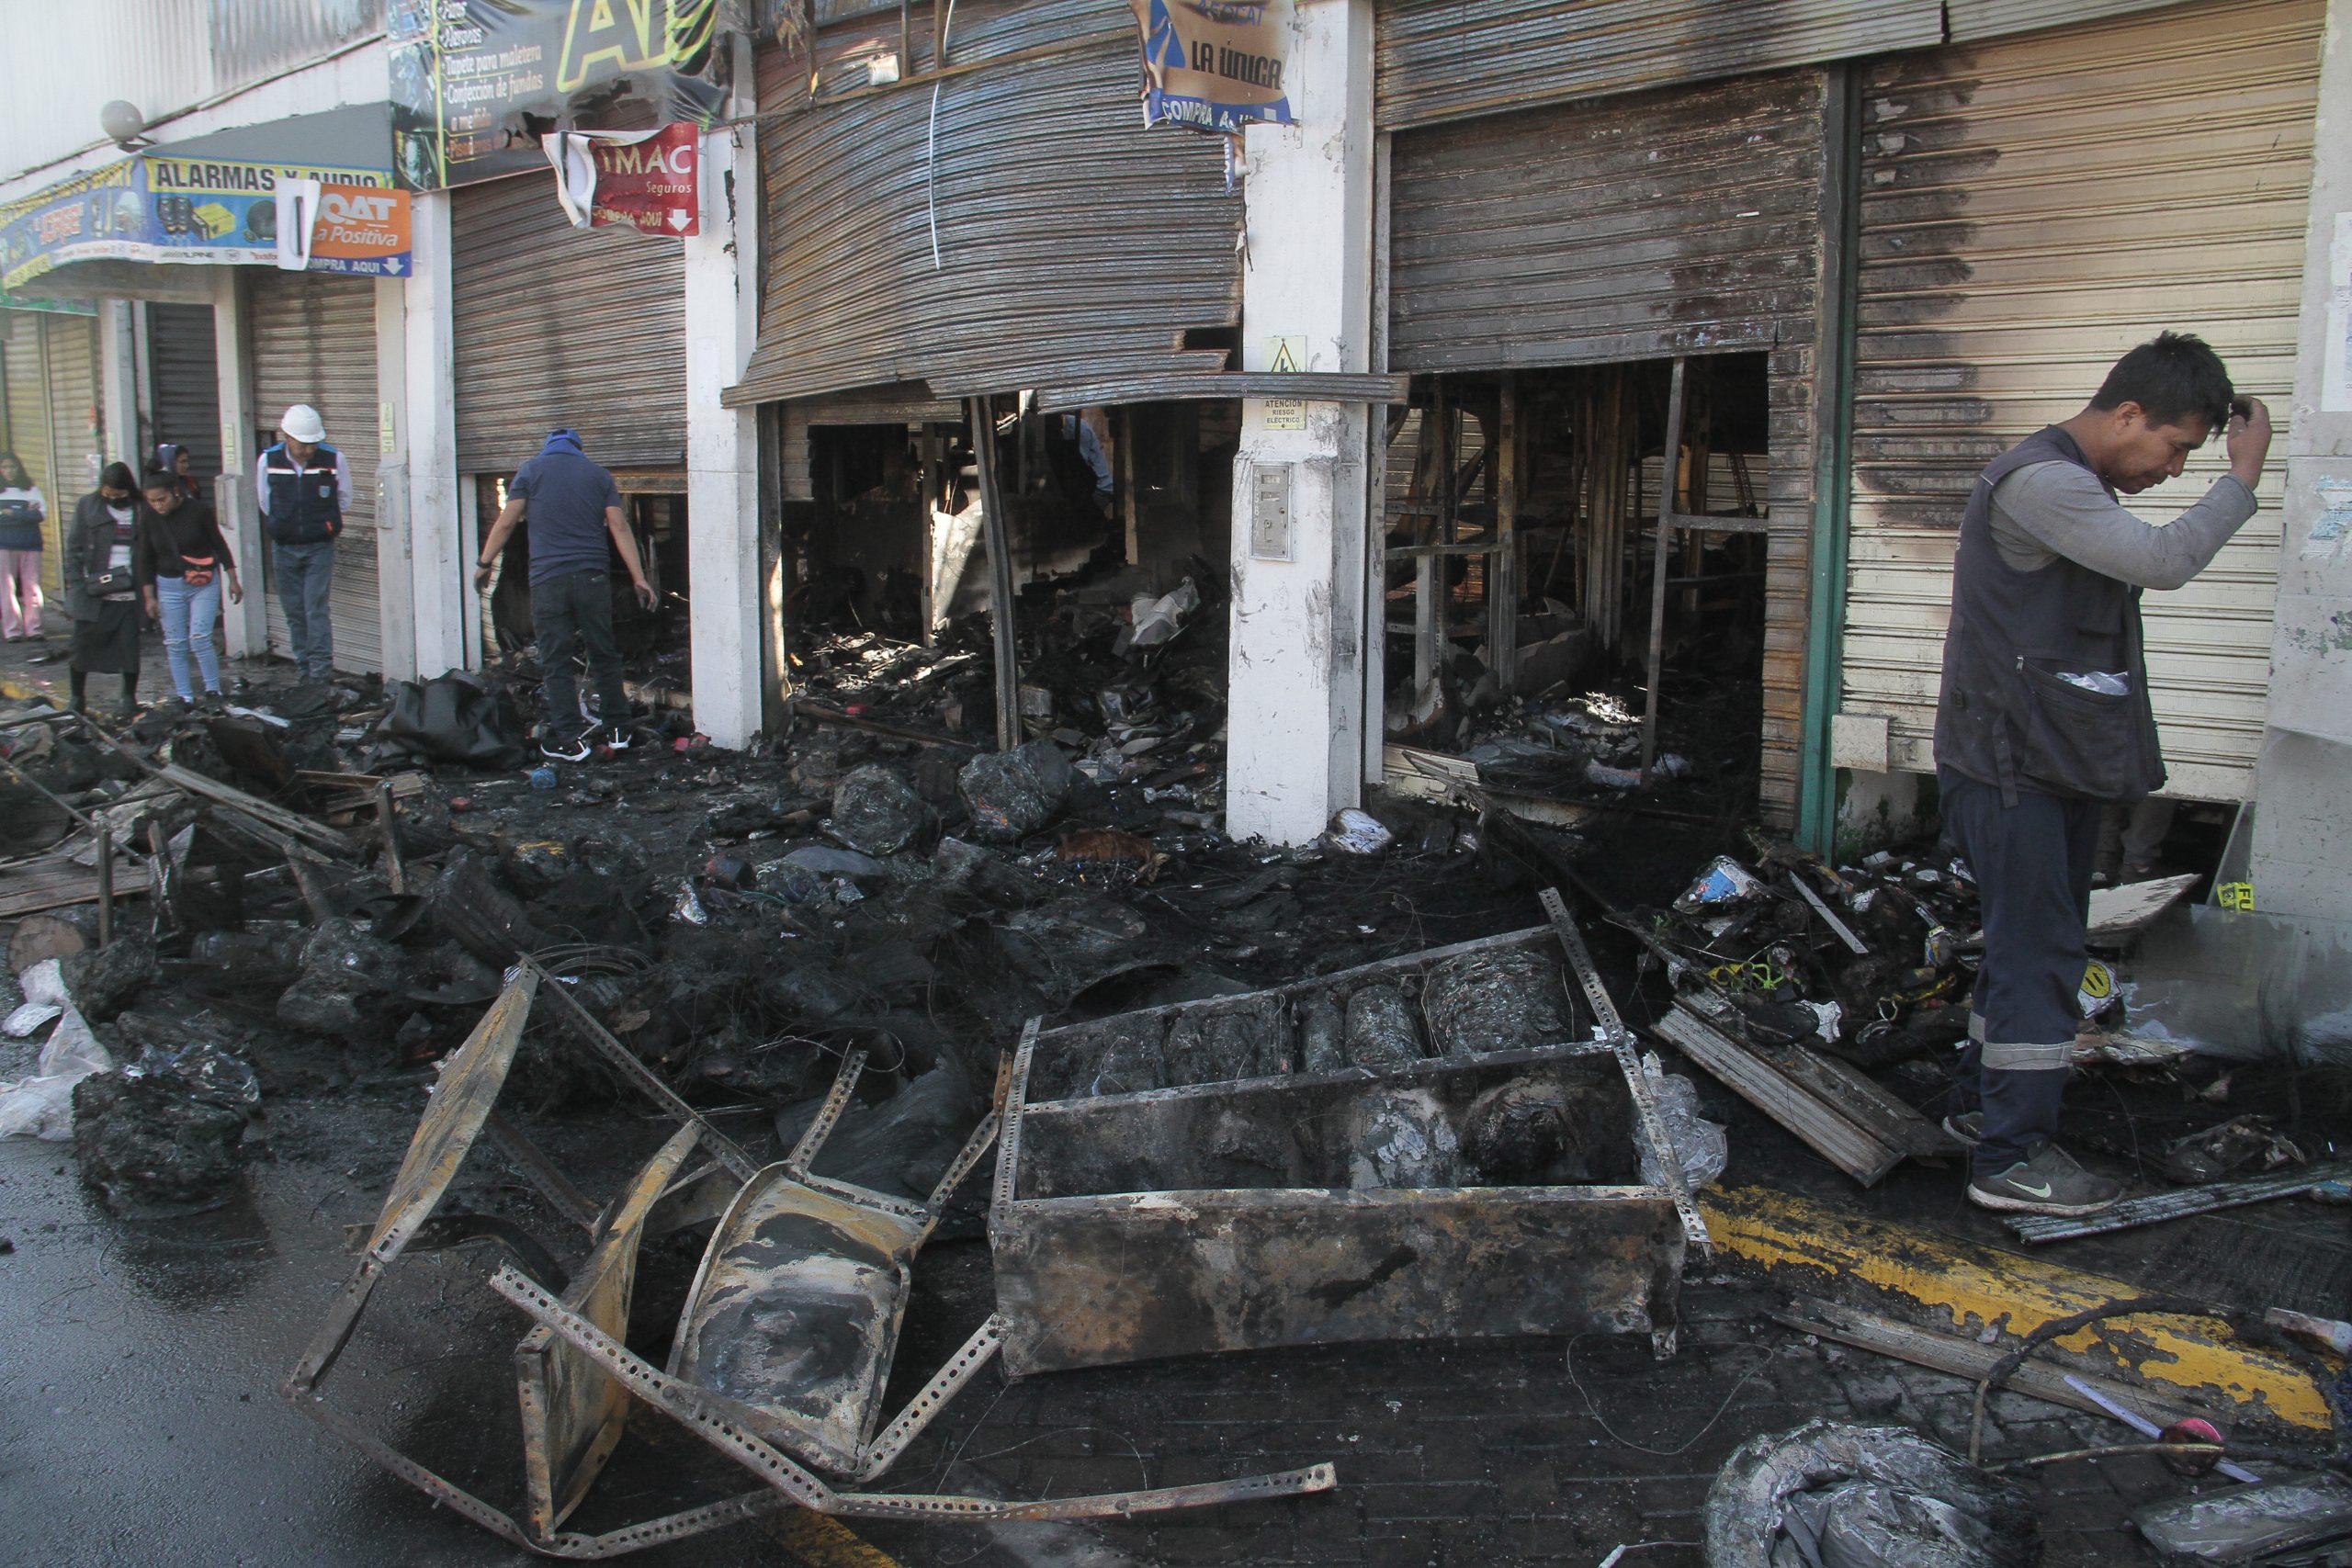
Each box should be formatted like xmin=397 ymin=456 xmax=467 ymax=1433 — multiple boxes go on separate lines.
xmin=60 ymin=461 xmax=146 ymax=716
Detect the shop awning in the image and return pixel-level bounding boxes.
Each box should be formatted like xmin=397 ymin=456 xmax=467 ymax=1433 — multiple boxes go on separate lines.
xmin=0 ymin=106 xmax=396 ymax=300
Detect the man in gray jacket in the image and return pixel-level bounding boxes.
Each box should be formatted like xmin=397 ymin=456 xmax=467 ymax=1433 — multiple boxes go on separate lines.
xmin=1935 ymin=333 xmax=2270 ymax=1216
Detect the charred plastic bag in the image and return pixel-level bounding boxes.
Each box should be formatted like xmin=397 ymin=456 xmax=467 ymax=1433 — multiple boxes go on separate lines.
xmin=379 ymin=671 xmax=528 ymax=769
xmin=1705 ymin=1420 xmax=2039 ymax=1568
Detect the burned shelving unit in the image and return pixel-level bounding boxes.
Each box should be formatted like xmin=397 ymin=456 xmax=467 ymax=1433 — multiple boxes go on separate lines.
xmin=1378 ymin=354 xmax=1773 ymax=799
xmin=989 ymin=897 xmax=1706 ymax=1374
xmin=285 ymin=963 xmax=1333 ymax=1558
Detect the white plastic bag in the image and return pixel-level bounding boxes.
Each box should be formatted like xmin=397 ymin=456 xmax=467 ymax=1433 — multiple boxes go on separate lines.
xmin=0 ymin=959 xmax=113 ymax=1141
xmin=1638 ymin=1050 xmax=1729 ymax=1189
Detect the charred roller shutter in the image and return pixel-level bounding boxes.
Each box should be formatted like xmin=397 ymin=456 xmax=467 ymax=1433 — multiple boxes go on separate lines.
xmin=450 ymin=172 xmax=686 ymax=474
xmin=247 ymin=269 xmax=382 ymax=674
xmin=3 ymin=310 xmax=60 ymax=596
xmin=1385 ymin=71 xmax=1836 ymax=826
xmin=1842 ymin=0 xmax=2321 ymax=802
xmin=729 ymin=0 xmax=1240 ymax=406
xmin=1372 ymin=0 xmax=1937 ymax=132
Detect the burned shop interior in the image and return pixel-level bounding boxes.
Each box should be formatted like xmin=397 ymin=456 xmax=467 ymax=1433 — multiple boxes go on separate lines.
xmin=779 ymin=392 xmax=1238 ymax=792
xmin=1383 ymin=353 xmax=1771 ymax=815
xmin=479 ymin=473 xmax=693 ymax=678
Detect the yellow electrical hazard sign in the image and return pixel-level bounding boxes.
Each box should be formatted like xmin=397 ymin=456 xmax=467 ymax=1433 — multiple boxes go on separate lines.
xmin=2077 ymin=957 xmax=2115 ymax=1018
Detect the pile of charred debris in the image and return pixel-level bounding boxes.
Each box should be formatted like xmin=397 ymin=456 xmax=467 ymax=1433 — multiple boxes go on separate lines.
xmin=3 ymin=671 xmax=2349 ymax=1564
xmin=786 ymin=551 xmax=1231 ymax=835
xmin=1573 ymin=834 xmax=2350 ymax=1217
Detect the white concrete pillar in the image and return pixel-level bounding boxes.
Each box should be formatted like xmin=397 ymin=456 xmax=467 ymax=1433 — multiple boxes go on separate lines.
xmin=402 ymin=189 xmax=467 ymax=677
xmin=97 ymin=299 xmax=139 ymax=470
xmin=684 ymin=36 xmax=763 ymax=750
xmin=1224 ymin=0 xmax=1377 ymax=846
xmin=373 ymin=278 xmax=417 ymax=682
xmin=212 ymin=269 xmax=267 ymax=660
xmin=2247 ymin=0 xmax=2352 ymax=921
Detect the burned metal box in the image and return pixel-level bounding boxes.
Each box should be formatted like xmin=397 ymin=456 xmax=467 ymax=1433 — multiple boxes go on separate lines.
xmin=989 ymin=919 xmax=1693 ymax=1376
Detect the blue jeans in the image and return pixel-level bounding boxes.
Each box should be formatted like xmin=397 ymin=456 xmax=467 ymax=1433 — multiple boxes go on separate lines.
xmin=154 ymin=572 xmax=223 ymax=700
xmin=273 ymin=538 xmax=335 ymax=678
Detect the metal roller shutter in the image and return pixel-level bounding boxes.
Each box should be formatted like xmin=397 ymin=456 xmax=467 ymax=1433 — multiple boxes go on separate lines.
xmin=451 ymin=172 xmax=686 ymax=474
xmin=1841 ymin=0 xmax=2321 ymax=802
xmin=1386 ymin=69 xmax=1834 ymax=826
xmin=1388 ymin=71 xmax=1828 ymax=373
xmin=146 ymin=303 xmax=222 ymax=482
xmin=1373 ymin=0 xmax=1939 ymax=133
xmin=729 ymin=0 xmax=1239 ymax=407
xmin=43 ymin=315 xmax=100 ymax=604
xmin=247 ymin=269 xmax=382 ymax=674
xmin=3 ymin=310 xmax=59 ymax=596
xmin=1948 ymin=0 xmax=2190 ymax=41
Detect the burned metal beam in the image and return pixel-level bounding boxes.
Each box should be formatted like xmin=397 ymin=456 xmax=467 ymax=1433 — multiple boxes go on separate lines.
xmin=1540 ymin=887 xmax=1713 ymax=1256
xmin=2004 ymin=1161 xmax=2352 ymax=1244
xmin=967 ymin=394 xmax=1022 ymax=753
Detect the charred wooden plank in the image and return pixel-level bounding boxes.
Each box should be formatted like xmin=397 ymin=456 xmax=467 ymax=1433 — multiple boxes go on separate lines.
xmin=1653 ymin=1005 xmax=1902 ymax=1186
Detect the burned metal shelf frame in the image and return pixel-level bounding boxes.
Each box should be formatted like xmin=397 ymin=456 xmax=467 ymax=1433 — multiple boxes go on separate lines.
xmin=285 ymin=972 xmax=1328 ymax=1559
xmin=989 ymin=893 xmax=1701 ymax=1374
xmin=279 ymin=965 xmax=786 ymax=1558
xmin=497 ymin=1025 xmax=1337 ymax=1520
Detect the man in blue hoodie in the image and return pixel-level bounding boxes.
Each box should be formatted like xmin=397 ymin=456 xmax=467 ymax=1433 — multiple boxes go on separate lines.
xmin=473 ymin=429 xmax=657 ymax=761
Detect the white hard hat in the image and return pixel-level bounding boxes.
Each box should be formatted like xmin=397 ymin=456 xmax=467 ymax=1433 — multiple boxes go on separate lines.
xmin=279 ymin=403 xmax=326 ymax=444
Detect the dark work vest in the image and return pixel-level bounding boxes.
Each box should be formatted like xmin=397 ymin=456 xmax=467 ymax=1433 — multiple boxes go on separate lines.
xmin=261 ymin=441 xmax=343 ymax=547
xmin=1933 ymin=425 xmax=2165 ymax=806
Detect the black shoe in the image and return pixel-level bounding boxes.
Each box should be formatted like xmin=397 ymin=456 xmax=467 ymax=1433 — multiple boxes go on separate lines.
xmin=1967 ymin=1142 xmax=2123 ymax=1216
xmin=540 ymin=726 xmax=594 ymax=763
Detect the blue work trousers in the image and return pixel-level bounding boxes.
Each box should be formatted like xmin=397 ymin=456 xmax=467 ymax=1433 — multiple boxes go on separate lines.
xmin=273 ymin=538 xmax=335 ymax=679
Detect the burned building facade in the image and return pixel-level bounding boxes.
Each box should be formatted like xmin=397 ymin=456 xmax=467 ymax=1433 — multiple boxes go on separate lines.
xmin=3 ymin=0 xmax=2347 ymax=918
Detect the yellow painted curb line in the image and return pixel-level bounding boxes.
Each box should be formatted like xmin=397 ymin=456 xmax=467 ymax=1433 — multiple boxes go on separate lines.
xmin=1700 ymin=1185 xmax=2333 ymax=1429
xmin=763 ymin=1512 xmax=906 ymax=1568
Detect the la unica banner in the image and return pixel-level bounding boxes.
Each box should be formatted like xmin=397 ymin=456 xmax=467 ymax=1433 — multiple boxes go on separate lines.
xmin=1131 ymin=0 xmax=1295 ymax=135
xmin=0 ymin=155 xmax=397 ymax=293
xmin=544 ymin=124 xmax=701 ymax=236
xmin=390 ymin=0 xmax=729 ymax=189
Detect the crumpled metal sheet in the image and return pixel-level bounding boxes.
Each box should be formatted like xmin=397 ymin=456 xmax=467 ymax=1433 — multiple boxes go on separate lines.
xmin=669 ymin=1171 xmax=926 ymax=1475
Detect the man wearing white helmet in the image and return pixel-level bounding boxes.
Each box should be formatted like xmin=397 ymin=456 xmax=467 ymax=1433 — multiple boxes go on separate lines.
xmin=254 ymin=403 xmax=353 ymax=683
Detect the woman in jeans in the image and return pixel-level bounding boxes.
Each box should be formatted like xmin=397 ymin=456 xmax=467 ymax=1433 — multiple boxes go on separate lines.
xmin=62 ymin=463 xmax=145 ymax=716
xmin=135 ymin=464 xmax=241 ymax=707
xmin=0 ymin=451 xmax=44 ymax=639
